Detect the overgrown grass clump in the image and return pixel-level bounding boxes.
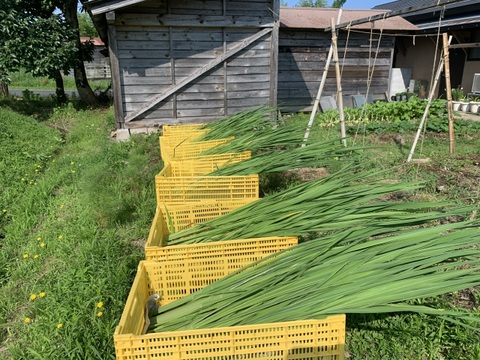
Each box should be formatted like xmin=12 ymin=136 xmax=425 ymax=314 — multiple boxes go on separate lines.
xmin=0 ymin=100 xmax=161 ymax=359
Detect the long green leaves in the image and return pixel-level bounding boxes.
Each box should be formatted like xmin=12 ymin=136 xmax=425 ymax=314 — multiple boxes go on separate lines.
xmin=199 ymin=105 xmax=277 ymax=141
xmin=209 ymin=138 xmax=361 ymax=175
xmin=166 ymin=168 xmax=469 ymax=245
xmin=153 ymin=106 xmax=480 ymax=337
xmin=150 ymin=220 xmax=480 ymax=332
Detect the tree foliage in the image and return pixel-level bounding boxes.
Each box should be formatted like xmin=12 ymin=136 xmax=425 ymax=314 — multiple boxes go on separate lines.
xmin=0 ymin=9 xmax=78 ymax=79
xmin=296 ymin=0 xmax=328 ymax=6
xmin=0 ymin=0 xmax=97 ymax=104
xmin=331 ymin=0 xmax=346 ymax=8
xmin=78 ymin=12 xmax=98 ymax=37
xmin=295 ymin=0 xmax=346 ymax=7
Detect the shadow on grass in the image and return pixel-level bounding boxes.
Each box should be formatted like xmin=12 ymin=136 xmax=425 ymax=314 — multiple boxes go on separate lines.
xmin=0 ymin=92 xmax=111 ymax=122
xmin=0 ymin=95 xmax=58 ymax=121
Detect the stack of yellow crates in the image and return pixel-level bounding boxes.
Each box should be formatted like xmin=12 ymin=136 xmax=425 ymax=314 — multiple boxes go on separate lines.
xmin=113 ymin=124 xmax=346 ymax=360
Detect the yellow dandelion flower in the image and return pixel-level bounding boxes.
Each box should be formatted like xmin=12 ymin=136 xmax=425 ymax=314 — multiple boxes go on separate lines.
xmin=58 ymin=235 xmax=63 ymax=239
xmin=24 ymin=317 xmax=31 ymax=324
xmin=29 ymin=294 xmax=37 ymax=301
xmin=97 ymin=311 xmax=103 ymax=317
xmin=39 ymin=292 xmax=46 ymax=298
xmin=35 ymin=169 xmax=39 ymax=173
xmin=33 ymin=254 xmax=39 ymax=259
xmin=40 ymin=243 xmax=45 ymax=248
xmin=71 ymin=170 xmax=75 ymax=173
xmin=2 ymin=209 xmax=6 ymax=213
xmin=23 ymin=254 xmax=29 ymax=259
xmin=70 ymin=161 xmax=75 ymax=165
xmin=59 ymin=205 xmax=64 ymax=209
xmin=97 ymin=302 xmax=104 ymax=308
xmin=57 ymin=323 xmax=63 ymax=329
xmin=36 ymin=237 xmax=41 ymax=241
xmin=21 ymin=178 xmax=25 ymax=182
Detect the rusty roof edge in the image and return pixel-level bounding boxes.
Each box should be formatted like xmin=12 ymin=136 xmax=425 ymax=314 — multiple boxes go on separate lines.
xmin=279 ymin=8 xmax=419 ymax=31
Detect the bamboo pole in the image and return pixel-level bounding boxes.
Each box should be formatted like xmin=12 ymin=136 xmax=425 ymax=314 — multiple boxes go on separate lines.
xmin=443 ymin=33 xmax=455 ymax=155
xmin=407 ymin=35 xmax=452 ymax=162
xmin=302 ymin=10 xmax=342 ymax=146
xmin=331 ymin=18 xmax=347 ymax=146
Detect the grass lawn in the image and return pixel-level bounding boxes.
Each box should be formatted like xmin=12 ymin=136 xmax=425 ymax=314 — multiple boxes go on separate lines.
xmin=0 ymin=98 xmax=162 ymax=359
xmin=7 ymin=69 xmax=110 ymax=92
xmin=0 ymin=96 xmax=478 ymax=359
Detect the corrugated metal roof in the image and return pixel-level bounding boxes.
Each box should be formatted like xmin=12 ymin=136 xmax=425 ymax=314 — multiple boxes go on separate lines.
xmin=373 ymin=0 xmax=480 ymax=15
xmin=374 ymin=0 xmax=430 ymax=11
xmin=416 ymin=14 xmax=480 ymax=30
xmin=280 ymin=7 xmax=419 ymax=31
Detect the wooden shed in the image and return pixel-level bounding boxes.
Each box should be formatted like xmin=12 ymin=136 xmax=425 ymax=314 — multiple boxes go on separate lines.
xmin=86 ymin=0 xmax=280 ymax=130
xmin=86 ymin=1 xmax=418 ymax=129
xmin=278 ymin=8 xmax=418 ymax=113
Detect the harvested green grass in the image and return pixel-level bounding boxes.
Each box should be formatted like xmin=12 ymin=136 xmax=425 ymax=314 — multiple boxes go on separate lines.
xmin=150 ymin=221 xmax=480 ymax=332
xmin=166 ymin=167 xmax=472 ymax=245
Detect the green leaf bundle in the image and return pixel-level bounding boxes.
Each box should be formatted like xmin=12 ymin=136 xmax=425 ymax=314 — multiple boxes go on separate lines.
xmin=199 ymin=105 xmax=277 ymax=141
xmin=150 ymin=220 xmax=480 ymax=333
xmin=209 ymin=138 xmax=361 ymax=176
xmin=166 ymin=168 xmax=469 ymax=245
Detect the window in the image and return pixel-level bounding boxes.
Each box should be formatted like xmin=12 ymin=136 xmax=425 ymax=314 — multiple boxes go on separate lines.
xmin=468 ymin=29 xmax=480 ymax=61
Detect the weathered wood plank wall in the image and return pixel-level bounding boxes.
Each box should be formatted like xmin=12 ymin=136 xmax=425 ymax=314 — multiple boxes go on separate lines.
xmin=110 ymin=0 xmax=278 ymax=128
xmin=278 ymin=30 xmax=395 ymax=112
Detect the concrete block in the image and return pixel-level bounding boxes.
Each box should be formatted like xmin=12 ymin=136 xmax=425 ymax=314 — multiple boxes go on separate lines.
xmin=130 ymin=127 xmax=148 ymax=135
xmin=116 ymin=129 xmax=131 ymax=141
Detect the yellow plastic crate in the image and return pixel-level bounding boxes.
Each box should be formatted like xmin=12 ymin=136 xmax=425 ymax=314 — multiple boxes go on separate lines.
xmin=168 ymin=151 xmax=251 ymax=177
xmin=114 ymin=261 xmax=346 ymax=360
xmin=160 ymin=137 xmax=233 ymax=162
xmin=157 ymin=200 xmax=256 ymax=234
xmin=162 ymin=124 xmax=205 ymax=136
xmin=146 ymin=201 xmax=257 ymax=251
xmin=160 ymin=130 xmax=209 ymax=148
xmin=155 ymin=169 xmax=259 ymax=205
xmin=145 ymin=236 xmax=298 ymax=292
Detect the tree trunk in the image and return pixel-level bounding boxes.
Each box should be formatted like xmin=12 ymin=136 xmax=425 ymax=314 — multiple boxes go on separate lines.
xmin=0 ymin=81 xmax=8 ymax=97
xmin=53 ymin=70 xmax=67 ymax=103
xmin=73 ymin=62 xmax=98 ymax=106
xmin=63 ymin=0 xmax=98 ymax=106
xmin=0 ymin=69 xmax=9 ymax=97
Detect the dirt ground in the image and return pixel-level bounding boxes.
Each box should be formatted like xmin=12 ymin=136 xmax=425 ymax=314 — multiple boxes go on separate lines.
xmin=458 ymin=111 xmax=480 ymax=122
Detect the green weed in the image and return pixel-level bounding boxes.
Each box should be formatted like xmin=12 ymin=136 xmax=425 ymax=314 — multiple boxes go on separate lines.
xmin=0 ymin=104 xmax=162 ymax=359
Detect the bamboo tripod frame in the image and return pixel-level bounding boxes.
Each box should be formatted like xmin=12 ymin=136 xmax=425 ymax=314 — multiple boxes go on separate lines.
xmin=407 ymin=34 xmax=453 ymax=162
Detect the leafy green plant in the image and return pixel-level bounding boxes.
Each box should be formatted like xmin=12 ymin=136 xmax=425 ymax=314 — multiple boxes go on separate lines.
xmin=452 ymin=87 xmax=465 ymax=101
